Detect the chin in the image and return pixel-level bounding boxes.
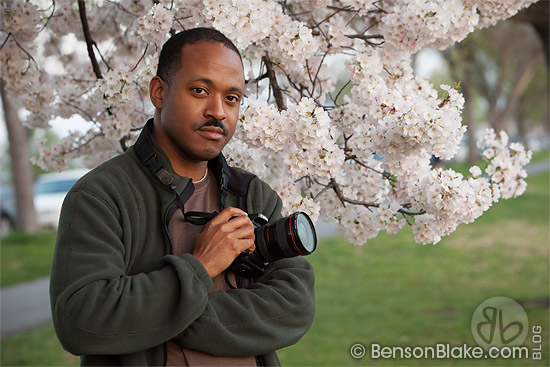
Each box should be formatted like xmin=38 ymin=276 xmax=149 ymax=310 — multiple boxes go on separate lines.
xmin=194 ymin=149 xmax=222 ymax=162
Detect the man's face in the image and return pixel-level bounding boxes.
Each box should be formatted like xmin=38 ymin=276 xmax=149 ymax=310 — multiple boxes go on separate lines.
xmin=152 ymin=41 xmax=245 ymax=163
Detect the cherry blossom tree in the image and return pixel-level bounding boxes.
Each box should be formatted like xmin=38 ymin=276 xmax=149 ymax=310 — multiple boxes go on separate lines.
xmin=0 ymin=0 xmax=536 ymax=245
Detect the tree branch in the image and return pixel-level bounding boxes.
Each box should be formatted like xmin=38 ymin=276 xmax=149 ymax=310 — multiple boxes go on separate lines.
xmin=345 ymin=153 xmax=397 ymax=183
xmin=262 ymin=55 xmax=287 ymax=110
xmin=326 ymin=5 xmax=359 ymax=13
xmin=78 ymin=0 xmax=103 ymax=79
xmin=345 ymin=33 xmax=385 ymax=46
xmin=329 ymin=178 xmax=425 ymax=217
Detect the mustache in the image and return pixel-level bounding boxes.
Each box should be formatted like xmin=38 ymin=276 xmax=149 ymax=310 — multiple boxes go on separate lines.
xmin=198 ymin=119 xmax=228 ymax=135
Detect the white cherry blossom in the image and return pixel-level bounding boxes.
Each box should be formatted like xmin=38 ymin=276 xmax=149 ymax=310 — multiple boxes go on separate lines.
xmin=1 ymin=0 xmax=535 ymax=246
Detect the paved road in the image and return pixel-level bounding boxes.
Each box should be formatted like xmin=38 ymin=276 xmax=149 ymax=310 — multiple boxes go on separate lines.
xmin=525 ymin=158 xmax=550 ymax=176
xmin=1 ymin=159 xmax=547 ymax=337
xmin=1 ymin=277 xmax=51 ymax=337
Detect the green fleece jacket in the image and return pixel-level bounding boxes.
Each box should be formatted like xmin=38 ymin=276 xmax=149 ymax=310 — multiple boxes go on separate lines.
xmin=49 ymin=122 xmax=315 ymax=366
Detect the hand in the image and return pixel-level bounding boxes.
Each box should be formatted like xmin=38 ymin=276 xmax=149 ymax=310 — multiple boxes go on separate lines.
xmin=192 ymin=207 xmax=255 ymax=278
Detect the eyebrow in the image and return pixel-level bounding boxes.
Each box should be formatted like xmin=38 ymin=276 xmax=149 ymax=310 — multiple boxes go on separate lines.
xmin=190 ymin=77 xmax=244 ymax=96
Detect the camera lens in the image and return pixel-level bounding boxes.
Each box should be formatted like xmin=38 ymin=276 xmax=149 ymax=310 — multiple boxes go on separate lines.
xmin=294 ymin=212 xmax=316 ymax=254
xmin=253 ymin=212 xmax=317 ymax=263
xmin=229 ymin=211 xmax=317 ymax=276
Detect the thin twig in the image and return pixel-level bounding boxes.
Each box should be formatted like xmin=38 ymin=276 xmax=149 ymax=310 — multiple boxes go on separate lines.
xmin=346 ymin=153 xmax=397 ymax=183
xmin=65 ymin=132 xmax=104 ymax=154
xmin=312 ymin=6 xmax=351 ymax=29
xmin=330 ymin=79 xmax=352 ymax=106
xmin=131 ymin=43 xmax=149 ymax=72
xmin=345 ymin=34 xmax=384 ymax=41
xmin=245 ymin=72 xmax=268 ymax=85
xmin=372 ymin=1 xmax=388 ymax=14
xmin=38 ymin=0 xmax=56 ymax=32
xmin=0 ymin=33 xmax=11 ymax=50
xmin=9 ymin=35 xmax=40 ymax=70
xmin=105 ymin=0 xmax=139 ymax=16
xmin=326 ymin=6 xmax=359 ymax=13
xmin=309 ymin=51 xmax=328 ymax=97
xmin=60 ymin=99 xmax=96 ymax=122
xmin=93 ymin=43 xmax=112 ymax=72
xmin=313 ymin=180 xmax=335 ymax=200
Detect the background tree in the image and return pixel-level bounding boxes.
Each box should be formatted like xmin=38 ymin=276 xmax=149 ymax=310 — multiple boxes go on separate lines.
xmin=443 ymin=18 xmax=547 ymax=161
xmin=1 ymin=79 xmax=38 ymax=233
xmin=514 ymin=0 xmax=549 ymax=66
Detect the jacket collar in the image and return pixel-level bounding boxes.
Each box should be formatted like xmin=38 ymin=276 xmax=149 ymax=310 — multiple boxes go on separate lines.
xmin=134 ymin=118 xmax=239 ymax=207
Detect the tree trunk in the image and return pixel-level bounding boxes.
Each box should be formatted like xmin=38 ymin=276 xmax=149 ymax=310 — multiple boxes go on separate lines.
xmin=516 ymin=95 xmax=529 ymax=150
xmin=488 ymin=55 xmax=537 ymax=134
xmin=445 ymin=43 xmax=478 ymax=163
xmin=1 ymin=79 xmax=38 ymax=233
xmin=462 ymin=80 xmax=478 ymax=164
xmin=513 ymin=1 xmax=549 ymax=68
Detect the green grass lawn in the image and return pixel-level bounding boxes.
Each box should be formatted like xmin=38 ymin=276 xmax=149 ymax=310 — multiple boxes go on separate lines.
xmin=1 ymin=172 xmax=548 ymax=366
xmin=0 ymin=324 xmax=79 ymax=366
xmin=278 ymin=171 xmax=550 ymax=366
xmin=1 ymin=230 xmax=57 ymax=288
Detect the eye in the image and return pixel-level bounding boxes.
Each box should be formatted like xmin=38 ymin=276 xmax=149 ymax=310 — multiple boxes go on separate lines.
xmin=226 ymin=95 xmax=241 ymax=104
xmin=192 ymin=87 xmax=207 ymax=95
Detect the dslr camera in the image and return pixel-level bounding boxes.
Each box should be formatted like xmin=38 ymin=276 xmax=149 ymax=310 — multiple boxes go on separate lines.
xmin=185 ymin=211 xmax=317 ymax=277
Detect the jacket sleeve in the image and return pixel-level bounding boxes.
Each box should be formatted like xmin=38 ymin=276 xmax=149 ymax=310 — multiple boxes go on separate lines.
xmin=174 ymin=177 xmax=316 ymax=356
xmin=50 ymin=187 xmax=213 ymax=356
xmin=175 ymin=257 xmax=315 ymax=356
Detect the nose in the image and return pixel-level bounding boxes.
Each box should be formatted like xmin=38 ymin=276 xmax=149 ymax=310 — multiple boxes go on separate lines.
xmin=204 ymin=95 xmax=226 ymax=121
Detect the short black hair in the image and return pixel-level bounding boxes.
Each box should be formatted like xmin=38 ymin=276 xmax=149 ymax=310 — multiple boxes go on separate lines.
xmin=156 ymin=27 xmax=242 ymax=85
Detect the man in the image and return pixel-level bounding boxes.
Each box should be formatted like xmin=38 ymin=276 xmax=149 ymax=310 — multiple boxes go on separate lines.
xmin=50 ymin=28 xmax=315 ymax=366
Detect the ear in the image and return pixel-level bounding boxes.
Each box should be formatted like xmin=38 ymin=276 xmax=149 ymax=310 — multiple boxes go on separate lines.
xmin=149 ymin=76 xmax=166 ymax=109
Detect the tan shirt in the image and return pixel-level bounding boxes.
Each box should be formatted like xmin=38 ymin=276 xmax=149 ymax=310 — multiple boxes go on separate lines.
xmin=166 ymin=170 xmax=256 ymax=366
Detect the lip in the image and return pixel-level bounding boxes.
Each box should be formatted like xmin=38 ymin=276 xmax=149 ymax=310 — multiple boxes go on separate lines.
xmin=197 ymin=126 xmax=225 ymax=141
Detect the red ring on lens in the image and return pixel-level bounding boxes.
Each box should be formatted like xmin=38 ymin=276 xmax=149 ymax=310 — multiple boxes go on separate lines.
xmin=289 ymin=214 xmax=305 ymax=256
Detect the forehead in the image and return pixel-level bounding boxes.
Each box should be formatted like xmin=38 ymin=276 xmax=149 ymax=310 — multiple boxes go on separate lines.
xmin=175 ymin=42 xmax=244 ymax=87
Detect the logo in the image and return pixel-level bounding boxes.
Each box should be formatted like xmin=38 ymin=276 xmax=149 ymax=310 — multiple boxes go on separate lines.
xmin=471 ymin=297 xmax=529 ymax=349
xmin=350 ymin=343 xmax=366 ymax=359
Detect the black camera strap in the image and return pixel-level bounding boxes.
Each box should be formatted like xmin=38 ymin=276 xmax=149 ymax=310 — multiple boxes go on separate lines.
xmin=134 ymin=121 xmax=194 ymax=213
xmin=183 ymin=211 xmax=219 ymax=225
xmin=134 ymin=119 xmax=258 ymax=224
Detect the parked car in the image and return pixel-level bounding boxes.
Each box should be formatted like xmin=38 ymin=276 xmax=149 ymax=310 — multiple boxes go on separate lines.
xmin=0 ymin=169 xmax=89 ymax=237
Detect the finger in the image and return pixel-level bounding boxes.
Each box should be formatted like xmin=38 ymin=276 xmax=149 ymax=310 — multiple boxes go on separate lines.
xmin=226 ymin=215 xmax=254 ymax=230
xmin=232 ymin=224 xmax=255 ymax=240
xmin=210 ymin=207 xmax=248 ymax=224
xmin=237 ymin=239 xmax=255 ymax=254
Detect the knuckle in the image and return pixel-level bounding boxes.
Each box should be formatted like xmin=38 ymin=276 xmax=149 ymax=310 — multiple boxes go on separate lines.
xmin=218 ymin=223 xmax=231 ymax=233
xmin=229 ymin=241 xmax=240 ymax=252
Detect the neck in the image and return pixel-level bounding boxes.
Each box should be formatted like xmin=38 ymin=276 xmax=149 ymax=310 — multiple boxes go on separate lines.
xmin=173 ymin=160 xmax=208 ymax=182
xmin=151 ymin=121 xmax=209 ymax=181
